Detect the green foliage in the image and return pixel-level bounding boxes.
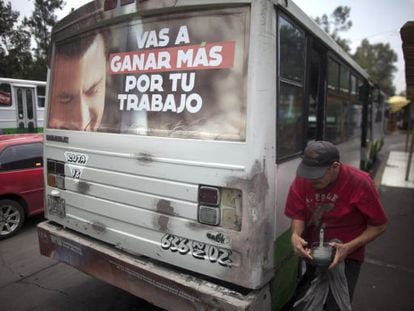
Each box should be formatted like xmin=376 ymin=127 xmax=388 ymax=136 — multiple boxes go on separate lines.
xmin=353 ymin=39 xmax=398 ymax=96
xmin=0 ymin=0 xmax=19 ymax=48
xmin=0 ymin=0 xmax=64 ymax=80
xmin=314 ymin=6 xmax=352 ymax=52
xmin=24 ymin=0 xmax=65 ymax=60
xmin=0 ymin=0 xmax=32 ymax=78
xmin=315 ymin=5 xmax=398 ymax=96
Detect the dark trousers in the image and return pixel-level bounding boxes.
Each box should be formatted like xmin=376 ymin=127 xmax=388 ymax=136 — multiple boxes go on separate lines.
xmin=293 ymin=259 xmax=362 ymax=311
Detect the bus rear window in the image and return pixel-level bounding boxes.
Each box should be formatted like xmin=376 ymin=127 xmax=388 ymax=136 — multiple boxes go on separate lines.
xmin=37 ymin=85 xmax=46 ymax=108
xmin=48 ymin=7 xmax=250 ymax=141
xmin=0 ymin=83 xmax=12 ymax=107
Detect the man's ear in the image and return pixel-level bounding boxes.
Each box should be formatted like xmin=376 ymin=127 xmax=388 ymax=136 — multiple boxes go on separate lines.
xmin=332 ymin=161 xmax=340 ymax=169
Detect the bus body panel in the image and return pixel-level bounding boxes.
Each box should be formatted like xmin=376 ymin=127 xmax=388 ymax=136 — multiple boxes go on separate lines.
xmin=44 ymin=0 xmax=280 ymax=289
xmin=38 ymin=221 xmax=272 ymax=311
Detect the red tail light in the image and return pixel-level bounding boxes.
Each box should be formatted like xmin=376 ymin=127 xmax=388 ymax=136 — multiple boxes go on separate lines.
xmin=104 ymin=0 xmax=118 ymax=11
xmin=199 ymin=186 xmax=220 ymax=206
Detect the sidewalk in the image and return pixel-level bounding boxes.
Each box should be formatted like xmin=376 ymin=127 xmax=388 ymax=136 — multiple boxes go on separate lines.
xmin=381 ymin=150 xmax=414 ymax=188
xmin=352 ymin=132 xmax=414 ymax=311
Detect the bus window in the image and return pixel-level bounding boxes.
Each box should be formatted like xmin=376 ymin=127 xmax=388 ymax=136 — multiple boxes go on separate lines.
xmin=279 ymin=17 xmax=305 ymax=83
xmin=48 ymin=8 xmax=249 ymax=141
xmin=0 ymin=83 xmax=12 ymax=107
xmin=37 ymin=85 xmax=46 ymax=108
xmin=277 ymin=15 xmax=305 ymax=159
xmin=307 ymin=47 xmax=324 ymax=141
xmin=325 ymin=95 xmax=341 ymax=142
xmin=17 ymin=89 xmax=24 ymax=120
xmin=350 ymin=74 xmax=357 ymax=97
xmin=340 ymin=65 xmax=350 ymax=94
xmin=26 ymin=89 xmax=34 ymax=120
xmin=327 ymin=58 xmax=339 ymax=91
xmin=348 ymin=102 xmax=362 ymax=138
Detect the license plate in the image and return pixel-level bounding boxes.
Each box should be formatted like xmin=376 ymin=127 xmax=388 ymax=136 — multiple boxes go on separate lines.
xmin=48 ymin=196 xmax=66 ymax=218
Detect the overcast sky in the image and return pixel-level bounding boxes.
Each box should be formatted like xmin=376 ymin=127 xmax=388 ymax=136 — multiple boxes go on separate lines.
xmin=11 ymin=0 xmax=414 ymax=94
xmin=293 ymin=0 xmax=414 ymax=94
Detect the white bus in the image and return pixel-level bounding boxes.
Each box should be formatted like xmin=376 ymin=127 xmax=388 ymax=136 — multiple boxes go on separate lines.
xmin=0 ymin=78 xmax=46 ymax=134
xmin=38 ymin=0 xmax=385 ymax=310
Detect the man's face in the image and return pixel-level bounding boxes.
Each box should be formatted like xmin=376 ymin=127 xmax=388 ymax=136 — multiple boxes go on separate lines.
xmin=308 ymin=163 xmax=340 ymax=190
xmin=49 ymin=34 xmax=106 ymax=131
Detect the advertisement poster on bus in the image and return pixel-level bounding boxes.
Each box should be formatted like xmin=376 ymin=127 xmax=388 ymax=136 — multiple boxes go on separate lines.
xmin=48 ymin=7 xmax=249 ymax=141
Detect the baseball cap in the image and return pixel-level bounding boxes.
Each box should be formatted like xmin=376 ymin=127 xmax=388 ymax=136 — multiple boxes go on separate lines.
xmin=296 ymin=141 xmax=340 ymax=179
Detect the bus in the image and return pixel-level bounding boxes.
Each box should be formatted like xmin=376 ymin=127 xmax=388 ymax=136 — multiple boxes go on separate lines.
xmin=0 ymin=78 xmax=46 ymax=134
xmin=38 ymin=0 xmax=385 ymax=310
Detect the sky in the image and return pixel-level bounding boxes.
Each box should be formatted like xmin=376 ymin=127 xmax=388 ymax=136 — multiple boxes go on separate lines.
xmin=293 ymin=0 xmax=414 ymax=94
xmin=11 ymin=0 xmax=414 ymax=94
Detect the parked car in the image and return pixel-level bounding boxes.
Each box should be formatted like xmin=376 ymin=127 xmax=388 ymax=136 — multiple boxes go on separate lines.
xmin=0 ymin=134 xmax=44 ymax=239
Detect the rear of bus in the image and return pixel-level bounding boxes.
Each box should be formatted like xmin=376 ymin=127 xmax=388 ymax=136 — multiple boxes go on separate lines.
xmin=43 ymin=0 xmax=280 ymax=302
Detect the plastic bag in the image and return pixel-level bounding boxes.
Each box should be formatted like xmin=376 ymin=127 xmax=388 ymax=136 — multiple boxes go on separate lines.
xmin=293 ymin=262 xmax=352 ymax=311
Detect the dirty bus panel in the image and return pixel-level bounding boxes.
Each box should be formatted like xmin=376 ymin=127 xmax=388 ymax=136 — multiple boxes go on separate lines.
xmin=43 ymin=2 xmax=278 ymax=291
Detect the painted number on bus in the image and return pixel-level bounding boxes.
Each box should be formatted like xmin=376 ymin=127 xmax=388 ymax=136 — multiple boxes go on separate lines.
xmin=161 ymin=233 xmax=232 ymax=267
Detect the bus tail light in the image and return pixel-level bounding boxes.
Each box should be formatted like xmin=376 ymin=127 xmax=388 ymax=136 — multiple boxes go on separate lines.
xmin=198 ymin=186 xmax=220 ymax=226
xmin=198 ymin=205 xmax=220 ymax=226
xmin=199 ymin=186 xmax=220 ymax=205
xmin=47 ymin=159 xmax=65 ymax=189
xmin=220 ymin=188 xmax=242 ymax=231
xmin=104 ymin=0 xmax=118 ymax=11
xmin=198 ymin=186 xmax=242 ymax=230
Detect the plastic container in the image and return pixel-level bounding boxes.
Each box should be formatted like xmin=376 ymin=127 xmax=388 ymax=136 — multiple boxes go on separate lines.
xmin=311 ymin=242 xmax=335 ymax=267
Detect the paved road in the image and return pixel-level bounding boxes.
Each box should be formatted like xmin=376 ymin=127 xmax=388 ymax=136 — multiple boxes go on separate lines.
xmin=0 ymin=216 xmax=162 ymax=311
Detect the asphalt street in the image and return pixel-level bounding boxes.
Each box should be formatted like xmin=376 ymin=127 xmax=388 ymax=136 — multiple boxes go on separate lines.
xmin=0 ymin=215 xmax=162 ymax=311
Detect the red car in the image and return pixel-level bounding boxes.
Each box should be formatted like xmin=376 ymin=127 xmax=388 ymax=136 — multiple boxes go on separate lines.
xmin=0 ymin=134 xmax=44 ymax=239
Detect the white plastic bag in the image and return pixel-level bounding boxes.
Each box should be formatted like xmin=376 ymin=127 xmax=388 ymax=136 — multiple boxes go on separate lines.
xmin=293 ymin=262 xmax=352 ymax=311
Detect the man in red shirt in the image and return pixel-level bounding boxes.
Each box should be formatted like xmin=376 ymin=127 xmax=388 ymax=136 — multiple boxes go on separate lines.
xmin=285 ymin=141 xmax=387 ymax=309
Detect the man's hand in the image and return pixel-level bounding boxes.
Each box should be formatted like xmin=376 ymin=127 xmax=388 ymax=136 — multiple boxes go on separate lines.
xmin=328 ymin=224 xmax=387 ymax=269
xmin=291 ymin=232 xmax=313 ymax=260
xmin=328 ymin=241 xmax=351 ymax=269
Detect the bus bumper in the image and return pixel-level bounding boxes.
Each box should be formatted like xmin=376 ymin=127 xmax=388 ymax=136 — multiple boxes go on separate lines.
xmin=37 ymin=221 xmax=270 ymax=311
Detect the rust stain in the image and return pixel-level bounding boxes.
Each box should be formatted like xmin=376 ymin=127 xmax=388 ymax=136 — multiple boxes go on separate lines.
xmin=158 ymin=215 xmax=169 ymax=232
xmin=137 ymin=152 xmax=153 ymax=163
xmin=156 ymin=199 xmax=175 ymax=216
xmin=156 ymin=199 xmax=176 ymax=232
xmin=91 ymin=221 xmax=106 ymax=233
xmin=226 ymin=159 xmax=269 ymax=211
xmin=224 ymin=158 xmax=274 ymax=284
xmin=76 ymin=181 xmax=90 ymax=193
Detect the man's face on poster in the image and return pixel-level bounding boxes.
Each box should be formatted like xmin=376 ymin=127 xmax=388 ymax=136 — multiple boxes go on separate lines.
xmin=49 ymin=33 xmax=106 ymax=131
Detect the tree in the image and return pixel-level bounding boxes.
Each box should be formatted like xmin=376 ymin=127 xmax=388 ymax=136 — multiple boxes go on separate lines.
xmin=315 ymin=6 xmax=352 ymax=53
xmin=0 ymin=0 xmax=19 ymax=52
xmin=0 ymin=0 xmax=32 ymax=78
xmin=353 ymin=39 xmax=398 ymax=95
xmin=24 ymin=0 xmax=65 ymax=80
